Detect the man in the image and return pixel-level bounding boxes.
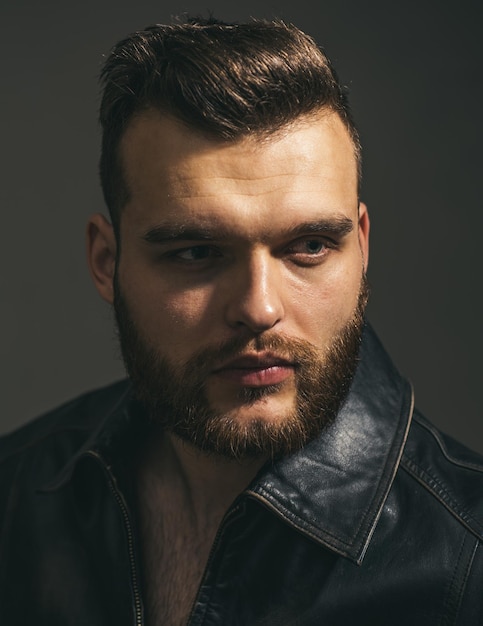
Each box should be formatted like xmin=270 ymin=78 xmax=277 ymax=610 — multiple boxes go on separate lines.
xmin=0 ymin=16 xmax=482 ymax=626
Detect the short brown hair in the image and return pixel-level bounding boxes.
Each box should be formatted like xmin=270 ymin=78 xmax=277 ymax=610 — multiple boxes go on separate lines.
xmin=99 ymin=16 xmax=361 ymax=235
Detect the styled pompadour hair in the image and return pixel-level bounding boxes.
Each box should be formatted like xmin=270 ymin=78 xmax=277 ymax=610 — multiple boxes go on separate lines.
xmin=99 ymin=16 xmax=361 ymax=235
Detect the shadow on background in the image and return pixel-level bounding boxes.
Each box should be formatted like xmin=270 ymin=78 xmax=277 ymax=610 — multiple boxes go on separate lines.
xmin=1 ymin=0 xmax=482 ymax=453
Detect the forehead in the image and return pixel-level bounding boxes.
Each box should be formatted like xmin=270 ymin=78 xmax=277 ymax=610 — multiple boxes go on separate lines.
xmin=119 ymin=110 xmax=359 ymax=231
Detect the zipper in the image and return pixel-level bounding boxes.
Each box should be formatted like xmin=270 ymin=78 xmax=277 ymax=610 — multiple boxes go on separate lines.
xmin=186 ymin=501 xmax=245 ymax=625
xmin=85 ymin=450 xmax=144 ymax=626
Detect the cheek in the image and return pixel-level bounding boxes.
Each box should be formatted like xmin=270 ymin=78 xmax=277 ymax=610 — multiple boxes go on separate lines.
xmin=286 ymin=262 xmax=363 ymax=340
xmin=122 ymin=271 xmax=219 ymax=349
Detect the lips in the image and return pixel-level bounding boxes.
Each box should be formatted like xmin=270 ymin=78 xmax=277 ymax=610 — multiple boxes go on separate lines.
xmin=213 ymin=352 xmax=295 ymax=386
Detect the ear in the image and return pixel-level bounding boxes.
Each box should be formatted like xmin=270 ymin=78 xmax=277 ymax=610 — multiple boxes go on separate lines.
xmin=358 ymin=201 xmax=370 ymax=272
xmin=86 ymin=213 xmax=117 ymax=304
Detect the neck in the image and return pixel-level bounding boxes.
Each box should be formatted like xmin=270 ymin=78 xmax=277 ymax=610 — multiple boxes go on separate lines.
xmin=138 ymin=429 xmax=267 ymax=524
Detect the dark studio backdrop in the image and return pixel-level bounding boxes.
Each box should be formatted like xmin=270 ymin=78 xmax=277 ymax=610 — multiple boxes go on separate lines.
xmin=1 ymin=0 xmax=482 ymax=453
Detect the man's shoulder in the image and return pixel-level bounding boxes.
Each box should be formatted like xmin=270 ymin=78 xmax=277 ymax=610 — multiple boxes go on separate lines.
xmin=401 ymin=409 xmax=483 ymax=539
xmin=0 ymin=379 xmax=131 ymax=466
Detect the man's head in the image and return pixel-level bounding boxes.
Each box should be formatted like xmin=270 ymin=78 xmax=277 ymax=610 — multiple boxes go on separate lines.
xmin=87 ymin=17 xmax=370 ymax=460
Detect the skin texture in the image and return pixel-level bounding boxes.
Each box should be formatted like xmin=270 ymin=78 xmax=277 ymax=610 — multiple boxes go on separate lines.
xmin=87 ymin=109 xmax=370 ymax=435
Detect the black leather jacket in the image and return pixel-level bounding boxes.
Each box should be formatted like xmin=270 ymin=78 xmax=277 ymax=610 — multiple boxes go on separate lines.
xmin=1 ymin=325 xmax=482 ymax=625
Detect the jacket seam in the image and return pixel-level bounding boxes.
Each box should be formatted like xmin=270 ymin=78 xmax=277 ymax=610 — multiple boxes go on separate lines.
xmin=412 ymin=416 xmax=483 ymax=472
xmin=452 ymin=538 xmax=479 ymax=626
xmin=0 ymin=426 xmax=91 ymax=466
xmin=355 ymin=381 xmax=414 ymax=560
xmin=440 ymin=533 xmax=477 ymax=626
xmin=0 ymin=382 xmax=132 ymax=467
xmin=442 ymin=534 xmax=466 ymax=626
xmin=401 ymin=454 xmax=483 ymax=538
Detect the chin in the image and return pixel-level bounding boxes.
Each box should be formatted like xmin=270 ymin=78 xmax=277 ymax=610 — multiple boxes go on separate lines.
xmin=209 ymin=384 xmax=297 ymax=422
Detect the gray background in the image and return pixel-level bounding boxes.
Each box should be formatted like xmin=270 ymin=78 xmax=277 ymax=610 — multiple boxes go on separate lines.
xmin=1 ymin=0 xmax=482 ymax=453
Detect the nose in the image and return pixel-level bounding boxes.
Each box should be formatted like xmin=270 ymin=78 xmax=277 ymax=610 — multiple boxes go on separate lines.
xmin=224 ymin=251 xmax=284 ymax=333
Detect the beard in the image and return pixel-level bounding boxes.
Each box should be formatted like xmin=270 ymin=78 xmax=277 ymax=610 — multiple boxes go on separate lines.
xmin=113 ymin=275 xmax=369 ymax=461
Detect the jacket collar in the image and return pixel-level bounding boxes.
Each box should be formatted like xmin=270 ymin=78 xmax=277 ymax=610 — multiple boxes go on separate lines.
xmin=248 ymin=323 xmax=414 ymax=564
xmin=41 ymin=383 xmax=138 ymax=492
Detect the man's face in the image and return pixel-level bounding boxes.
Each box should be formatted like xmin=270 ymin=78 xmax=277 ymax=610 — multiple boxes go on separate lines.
xmin=92 ymin=109 xmax=370 ymax=459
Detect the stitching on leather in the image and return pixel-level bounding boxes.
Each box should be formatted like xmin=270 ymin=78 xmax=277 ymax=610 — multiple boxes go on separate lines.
xmin=0 ymin=384 xmax=132 ymax=466
xmin=447 ymin=538 xmax=479 ymax=626
xmin=401 ymin=455 xmax=483 ymax=537
xmin=413 ymin=416 xmax=483 ymax=473
xmin=0 ymin=425 xmax=89 ymax=466
xmin=248 ymin=486 xmax=353 ymax=556
xmin=353 ymin=381 xmax=415 ymax=559
xmin=441 ymin=533 xmax=468 ymax=625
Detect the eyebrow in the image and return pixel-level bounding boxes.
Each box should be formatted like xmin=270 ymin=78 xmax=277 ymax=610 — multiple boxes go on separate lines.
xmin=288 ymin=217 xmax=354 ymax=238
xmin=141 ymin=215 xmax=354 ymax=244
xmin=142 ymin=224 xmax=225 ymax=243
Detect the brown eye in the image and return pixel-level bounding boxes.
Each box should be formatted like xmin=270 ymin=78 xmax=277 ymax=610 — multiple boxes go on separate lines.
xmin=176 ymin=246 xmax=213 ymax=261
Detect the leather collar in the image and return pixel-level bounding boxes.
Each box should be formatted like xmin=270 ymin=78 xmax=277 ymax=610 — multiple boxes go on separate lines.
xmin=248 ymin=323 xmax=414 ymax=564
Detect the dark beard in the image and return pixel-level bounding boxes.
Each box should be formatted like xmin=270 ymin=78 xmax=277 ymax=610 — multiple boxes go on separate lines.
xmin=113 ymin=275 xmax=369 ymax=460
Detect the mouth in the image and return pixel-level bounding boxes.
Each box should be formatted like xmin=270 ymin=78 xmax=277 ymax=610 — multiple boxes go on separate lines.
xmin=213 ymin=352 xmax=296 ymax=387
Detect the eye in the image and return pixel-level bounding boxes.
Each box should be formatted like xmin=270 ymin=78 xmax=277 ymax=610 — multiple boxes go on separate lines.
xmin=301 ymin=239 xmax=326 ymax=254
xmin=284 ymin=237 xmax=334 ymax=266
xmin=168 ymin=245 xmax=222 ymax=264
xmin=287 ymin=237 xmax=328 ymax=255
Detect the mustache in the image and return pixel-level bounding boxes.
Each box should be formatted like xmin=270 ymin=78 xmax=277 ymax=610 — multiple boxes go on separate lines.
xmin=183 ymin=333 xmax=321 ymax=377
